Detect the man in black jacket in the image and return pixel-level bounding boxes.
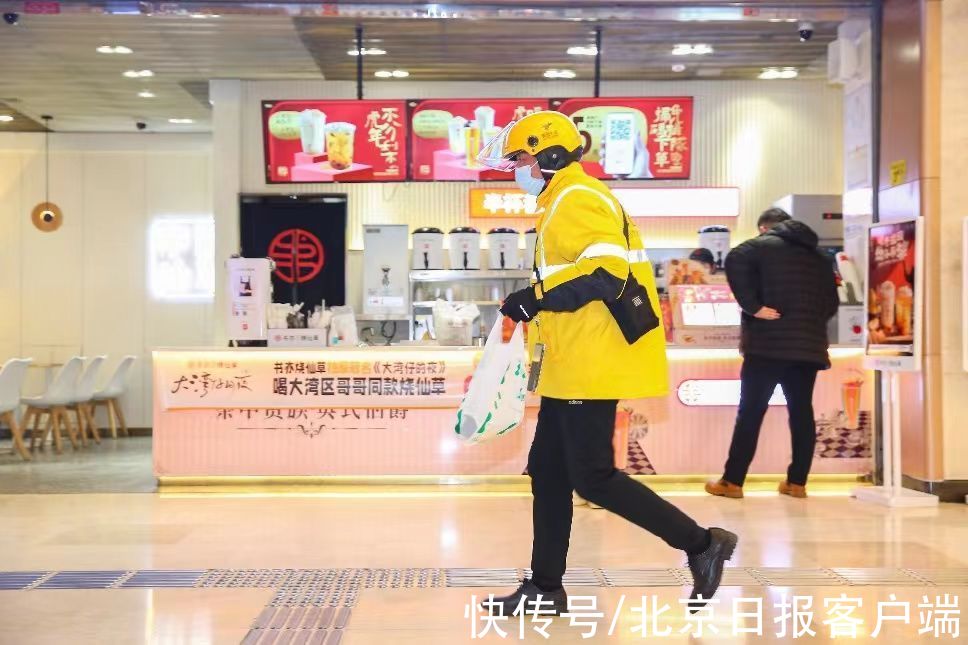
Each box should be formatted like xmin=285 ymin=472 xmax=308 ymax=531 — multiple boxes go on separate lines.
xmin=706 ymin=208 xmax=840 ymax=499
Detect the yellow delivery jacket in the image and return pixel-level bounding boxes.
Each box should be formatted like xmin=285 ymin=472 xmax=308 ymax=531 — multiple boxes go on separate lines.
xmin=530 ymin=162 xmax=669 ymax=400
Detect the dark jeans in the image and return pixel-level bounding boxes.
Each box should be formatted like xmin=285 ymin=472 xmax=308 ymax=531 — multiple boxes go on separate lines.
xmin=529 ymin=397 xmax=708 ymax=590
xmin=723 ymin=356 xmax=820 ymax=487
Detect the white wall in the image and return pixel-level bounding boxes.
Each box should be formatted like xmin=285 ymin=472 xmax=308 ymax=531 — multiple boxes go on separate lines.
xmin=211 ymin=77 xmax=843 ymax=339
xmin=0 ymin=133 xmax=213 ymax=427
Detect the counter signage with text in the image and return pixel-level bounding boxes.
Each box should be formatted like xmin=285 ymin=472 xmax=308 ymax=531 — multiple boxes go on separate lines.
xmin=551 ymin=97 xmax=693 ymax=180
xmin=263 ymin=99 xmax=408 ymax=183
xmin=155 ymin=349 xmax=477 ymax=410
xmin=409 ymin=98 xmax=550 ymax=181
xmin=468 ymin=188 xmax=540 ymax=218
xmin=866 ymin=218 xmax=921 ymax=371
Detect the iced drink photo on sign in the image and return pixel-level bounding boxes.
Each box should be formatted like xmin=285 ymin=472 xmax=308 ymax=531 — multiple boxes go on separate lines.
xmin=447 ymin=116 xmax=468 ymax=154
xmin=878 ymin=280 xmax=896 ymax=332
xmin=325 ymin=122 xmax=356 ymax=170
xmin=474 ymin=105 xmax=495 ymax=133
xmin=464 ymin=122 xmax=481 ymax=168
xmin=896 ymin=284 xmax=913 ymax=336
xmin=299 ymin=109 xmax=326 ymax=156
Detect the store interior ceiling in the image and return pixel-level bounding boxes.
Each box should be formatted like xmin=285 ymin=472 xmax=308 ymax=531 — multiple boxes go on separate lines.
xmin=0 ymin=1 xmax=871 ymax=132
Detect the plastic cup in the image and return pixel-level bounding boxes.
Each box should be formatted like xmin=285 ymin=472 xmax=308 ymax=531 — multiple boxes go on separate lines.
xmin=325 ymin=122 xmax=356 ymax=170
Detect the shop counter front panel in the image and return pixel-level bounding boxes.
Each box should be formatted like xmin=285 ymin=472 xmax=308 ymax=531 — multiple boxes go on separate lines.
xmin=152 ymin=347 xmax=871 ymax=479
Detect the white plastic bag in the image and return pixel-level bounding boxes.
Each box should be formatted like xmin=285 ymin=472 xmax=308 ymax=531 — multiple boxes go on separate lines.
xmin=455 ymin=318 xmax=528 ymax=444
xmin=328 ymin=306 xmax=358 ymax=346
xmin=433 ymin=300 xmax=480 ymax=346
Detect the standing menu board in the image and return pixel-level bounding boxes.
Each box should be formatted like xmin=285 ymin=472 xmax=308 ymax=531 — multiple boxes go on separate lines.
xmin=551 ymin=97 xmax=694 ymax=180
xmin=409 ymin=98 xmax=549 ymax=181
xmin=865 ymin=218 xmax=922 ymax=371
xmin=263 ymin=100 xmax=408 ymax=183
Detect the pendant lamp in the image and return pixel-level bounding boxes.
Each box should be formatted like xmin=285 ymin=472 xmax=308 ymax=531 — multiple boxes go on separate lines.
xmin=31 ymin=115 xmax=63 ymax=233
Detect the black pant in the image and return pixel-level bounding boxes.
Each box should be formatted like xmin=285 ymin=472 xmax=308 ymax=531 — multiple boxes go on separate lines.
xmin=723 ymin=356 xmax=820 ymax=487
xmin=528 ymin=397 xmax=707 ymax=590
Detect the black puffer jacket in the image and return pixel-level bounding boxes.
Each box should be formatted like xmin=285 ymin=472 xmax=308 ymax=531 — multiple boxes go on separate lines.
xmin=725 ymin=220 xmax=840 ymax=367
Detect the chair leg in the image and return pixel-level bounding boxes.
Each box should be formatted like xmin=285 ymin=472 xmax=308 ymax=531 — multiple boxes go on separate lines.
xmin=85 ymin=404 xmax=100 ymax=444
xmin=74 ymin=406 xmax=88 ymax=447
xmin=41 ymin=411 xmax=54 ymax=450
xmin=24 ymin=408 xmax=37 ymax=450
xmin=112 ymin=399 xmax=129 ymax=437
xmin=35 ymin=410 xmax=53 ymax=451
xmin=6 ymin=411 xmax=30 ymax=461
xmin=51 ymin=408 xmax=64 ymax=454
xmin=62 ymin=407 xmax=80 ymax=450
xmin=104 ymin=400 xmax=118 ymax=439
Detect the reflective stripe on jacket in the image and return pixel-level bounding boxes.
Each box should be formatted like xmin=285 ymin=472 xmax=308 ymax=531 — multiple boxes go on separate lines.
xmin=530 ymin=163 xmax=669 ymax=400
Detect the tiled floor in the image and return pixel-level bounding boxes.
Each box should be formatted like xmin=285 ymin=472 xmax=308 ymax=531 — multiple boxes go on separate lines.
xmin=0 ymin=437 xmax=966 ymax=643
xmin=0 ymin=487 xmax=965 ymax=643
xmin=0 ymin=436 xmax=155 ymax=493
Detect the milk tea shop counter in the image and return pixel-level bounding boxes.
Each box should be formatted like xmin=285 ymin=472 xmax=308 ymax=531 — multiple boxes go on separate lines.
xmin=151 ymin=189 xmax=871 ymax=486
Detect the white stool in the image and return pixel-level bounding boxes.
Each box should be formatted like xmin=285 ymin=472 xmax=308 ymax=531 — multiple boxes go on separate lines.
xmin=0 ymin=358 xmax=32 ymax=460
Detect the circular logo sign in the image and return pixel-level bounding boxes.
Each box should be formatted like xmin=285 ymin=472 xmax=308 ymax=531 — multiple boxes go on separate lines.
xmin=268 ymin=228 xmax=325 ymax=284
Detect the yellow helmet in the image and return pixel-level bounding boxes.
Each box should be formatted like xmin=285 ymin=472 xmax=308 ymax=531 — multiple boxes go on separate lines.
xmin=478 ymin=110 xmax=584 ymax=173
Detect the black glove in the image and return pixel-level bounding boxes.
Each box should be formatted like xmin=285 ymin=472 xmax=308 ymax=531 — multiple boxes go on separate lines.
xmin=501 ymin=287 xmax=541 ymax=323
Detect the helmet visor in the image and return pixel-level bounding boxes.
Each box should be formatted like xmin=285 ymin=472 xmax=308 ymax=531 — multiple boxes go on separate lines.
xmin=477 ymin=121 xmax=521 ymax=173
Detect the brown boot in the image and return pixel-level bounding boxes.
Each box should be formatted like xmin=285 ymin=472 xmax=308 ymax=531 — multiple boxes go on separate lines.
xmin=778 ymin=480 xmax=807 ymax=498
xmin=705 ymin=479 xmax=744 ymax=499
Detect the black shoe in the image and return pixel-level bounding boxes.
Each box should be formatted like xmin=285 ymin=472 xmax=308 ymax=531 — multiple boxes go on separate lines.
xmin=481 ymin=579 xmax=568 ymax=616
xmin=687 ymin=527 xmax=738 ymax=613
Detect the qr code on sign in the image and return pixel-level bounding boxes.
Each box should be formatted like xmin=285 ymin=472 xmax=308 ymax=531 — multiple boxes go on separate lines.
xmin=609 ymin=117 xmax=632 ymax=141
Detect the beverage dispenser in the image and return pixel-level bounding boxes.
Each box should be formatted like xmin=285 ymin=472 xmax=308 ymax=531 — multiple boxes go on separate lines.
xmin=411 ymin=227 xmax=445 ymax=270
xmin=448 ymin=227 xmax=481 ymax=270
xmin=487 ymin=228 xmax=521 ymax=270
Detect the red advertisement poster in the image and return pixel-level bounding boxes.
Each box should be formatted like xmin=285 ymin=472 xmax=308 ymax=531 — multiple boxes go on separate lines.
xmin=409 ymin=98 xmax=549 ymax=181
xmin=866 ymin=219 xmax=920 ymax=367
xmin=551 ymin=97 xmax=694 ymax=180
xmin=262 ymin=100 xmax=408 ymax=183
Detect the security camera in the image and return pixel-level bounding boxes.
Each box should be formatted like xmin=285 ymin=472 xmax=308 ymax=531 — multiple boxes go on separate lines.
xmin=136 ymin=121 xmax=147 ymax=131
xmin=798 ymin=21 xmax=814 ymax=42
xmin=3 ymin=12 xmax=20 ymax=25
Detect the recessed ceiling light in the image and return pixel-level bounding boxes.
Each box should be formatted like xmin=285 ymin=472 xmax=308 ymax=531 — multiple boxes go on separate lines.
xmin=138 ymin=90 xmax=156 ymax=98
xmin=123 ymin=69 xmax=154 ymax=78
xmin=168 ymin=118 xmax=194 ymax=124
xmin=347 ymin=48 xmax=387 ymax=56
xmin=567 ymin=45 xmax=598 ymax=56
xmin=97 ymin=45 xmax=133 ymax=54
xmin=374 ymin=70 xmax=393 ymax=78
xmin=672 ymin=44 xmax=714 ymax=56
xmin=0 ymin=115 xmax=13 ymax=123
xmin=671 ymin=64 xmax=687 ymax=73
xmin=759 ymin=67 xmax=797 ymax=80
xmin=544 ymin=69 xmax=577 ymax=79
xmin=391 ymin=69 xmax=409 ymax=78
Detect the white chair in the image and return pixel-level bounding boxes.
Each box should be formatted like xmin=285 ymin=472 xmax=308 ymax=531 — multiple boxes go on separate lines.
xmin=0 ymin=358 xmax=32 ymax=460
xmin=92 ymin=355 xmax=136 ymax=439
xmin=69 ymin=355 xmax=105 ymax=446
xmin=22 ymin=356 xmax=85 ymax=453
